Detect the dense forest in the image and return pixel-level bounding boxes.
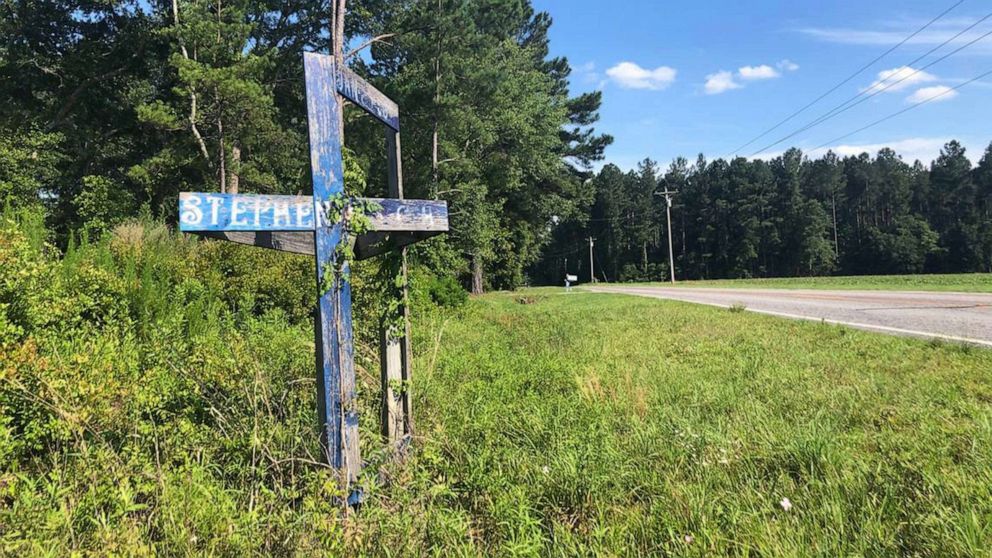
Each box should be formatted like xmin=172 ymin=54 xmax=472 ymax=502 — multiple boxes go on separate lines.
xmin=534 ymin=142 xmax=992 ymax=284
xmin=0 ymin=0 xmax=610 ymax=294
xmin=2 ymin=0 xmax=991 ymax=295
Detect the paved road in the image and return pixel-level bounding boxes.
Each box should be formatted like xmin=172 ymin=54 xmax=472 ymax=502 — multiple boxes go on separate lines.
xmin=586 ymin=286 xmax=992 ymax=347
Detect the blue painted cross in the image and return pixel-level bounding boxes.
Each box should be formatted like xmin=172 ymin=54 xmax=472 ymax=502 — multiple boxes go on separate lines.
xmin=178 ymin=52 xmax=447 ymax=501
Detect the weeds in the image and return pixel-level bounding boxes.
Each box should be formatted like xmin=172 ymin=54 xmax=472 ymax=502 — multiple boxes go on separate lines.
xmin=3 ymin=209 xmax=992 ymax=555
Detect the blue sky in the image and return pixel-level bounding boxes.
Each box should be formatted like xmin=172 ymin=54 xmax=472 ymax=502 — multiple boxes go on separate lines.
xmin=532 ymin=0 xmax=992 ymax=170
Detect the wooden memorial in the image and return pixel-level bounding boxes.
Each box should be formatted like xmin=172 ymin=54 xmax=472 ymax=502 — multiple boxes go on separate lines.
xmin=179 ymin=52 xmax=446 ymax=503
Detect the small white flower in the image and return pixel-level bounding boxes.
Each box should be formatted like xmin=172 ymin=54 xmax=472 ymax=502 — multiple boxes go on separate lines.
xmin=779 ymin=497 xmax=793 ymax=511
xmin=683 ymin=534 xmax=694 ymax=544
xmin=541 ymin=465 xmax=550 ymax=475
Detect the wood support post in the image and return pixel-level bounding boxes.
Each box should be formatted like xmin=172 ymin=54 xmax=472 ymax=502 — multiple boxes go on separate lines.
xmin=381 ymin=128 xmax=414 ymax=453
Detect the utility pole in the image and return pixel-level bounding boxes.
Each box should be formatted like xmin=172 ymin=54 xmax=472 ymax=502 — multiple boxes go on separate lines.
xmin=587 ymin=237 xmax=596 ymax=283
xmin=654 ymin=189 xmax=678 ymax=284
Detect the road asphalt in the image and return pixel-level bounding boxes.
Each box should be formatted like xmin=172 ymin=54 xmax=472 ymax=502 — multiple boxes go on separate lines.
xmin=586 ymin=285 xmax=992 ymax=347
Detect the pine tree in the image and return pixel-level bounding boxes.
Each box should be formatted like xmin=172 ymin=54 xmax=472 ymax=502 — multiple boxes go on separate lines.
xmin=974 ymin=143 xmax=992 ymax=272
xmin=132 ymin=0 xmax=304 ymax=210
xmin=929 ymin=141 xmax=978 ymax=271
xmin=364 ymin=0 xmax=609 ymax=292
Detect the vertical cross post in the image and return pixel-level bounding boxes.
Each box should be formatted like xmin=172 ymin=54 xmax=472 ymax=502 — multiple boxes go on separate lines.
xmin=304 ymin=53 xmax=361 ymax=498
xmin=380 ymin=129 xmax=414 ymax=452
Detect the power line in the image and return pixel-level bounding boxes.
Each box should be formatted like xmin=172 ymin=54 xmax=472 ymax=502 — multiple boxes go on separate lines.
xmin=811 ymin=67 xmax=992 ymax=152
xmin=583 ymin=213 xmax=656 ymax=223
xmin=800 ymin=16 xmax=992 ymax=127
xmin=727 ymin=0 xmax=965 ymax=158
xmin=749 ymin=16 xmax=992 ymax=157
xmin=542 ymin=219 xmax=621 ymax=260
xmin=542 ymin=242 xmax=587 ymax=258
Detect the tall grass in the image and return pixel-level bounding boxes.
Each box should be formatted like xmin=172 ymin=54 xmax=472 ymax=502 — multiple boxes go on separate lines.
xmin=0 ymin=211 xmax=400 ymax=555
xmin=4 ymin=207 xmax=992 ymax=555
xmin=363 ymin=290 xmax=992 ymax=555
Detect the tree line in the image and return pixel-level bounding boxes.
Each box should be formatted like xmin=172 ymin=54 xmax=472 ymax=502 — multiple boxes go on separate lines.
xmin=532 ymin=142 xmax=992 ymax=284
xmin=0 ymin=0 xmax=610 ymax=293
xmin=4 ymin=0 xmax=990 ymax=293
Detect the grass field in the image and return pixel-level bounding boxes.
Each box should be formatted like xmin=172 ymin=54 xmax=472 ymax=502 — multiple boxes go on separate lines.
xmin=6 ymin=217 xmax=992 ymax=556
xmin=640 ymin=272 xmax=992 ymax=292
xmin=374 ymin=290 xmax=992 ymax=555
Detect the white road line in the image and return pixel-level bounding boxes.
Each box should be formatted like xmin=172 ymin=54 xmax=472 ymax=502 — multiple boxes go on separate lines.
xmin=589 ymin=288 xmax=992 ymax=348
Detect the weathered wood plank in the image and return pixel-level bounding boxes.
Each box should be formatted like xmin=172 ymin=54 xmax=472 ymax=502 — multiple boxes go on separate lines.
xmin=195 ymin=230 xmax=314 ymax=255
xmin=354 ymin=231 xmax=442 ymax=260
xmin=191 ymin=229 xmax=443 ymax=261
xmin=304 ymin=51 xmax=361 ymax=493
xmin=379 ymin=128 xmax=415 ymax=450
xmin=379 ymin=325 xmax=404 ymax=442
xmin=387 ymin=129 xmax=415 ymax=440
xmin=333 ymin=62 xmax=400 ymax=131
xmin=174 ymin=51 xmax=446 ymax=504
xmin=180 ymin=192 xmax=447 ymax=233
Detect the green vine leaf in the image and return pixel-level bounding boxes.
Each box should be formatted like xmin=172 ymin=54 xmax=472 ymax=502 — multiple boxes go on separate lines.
xmin=320 ymin=195 xmax=384 ymax=296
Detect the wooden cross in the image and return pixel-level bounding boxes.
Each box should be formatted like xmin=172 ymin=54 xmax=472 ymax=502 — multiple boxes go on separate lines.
xmin=178 ymin=52 xmax=447 ymax=502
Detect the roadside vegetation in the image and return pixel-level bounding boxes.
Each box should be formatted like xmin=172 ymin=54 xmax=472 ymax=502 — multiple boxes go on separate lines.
xmin=0 ymin=211 xmax=453 ymax=555
xmin=5 ymin=1 xmax=992 ymax=555
xmin=642 ymin=272 xmax=992 ymax=292
xmin=5 ymin=210 xmax=991 ymax=554
xmin=399 ymin=289 xmax=992 ymax=555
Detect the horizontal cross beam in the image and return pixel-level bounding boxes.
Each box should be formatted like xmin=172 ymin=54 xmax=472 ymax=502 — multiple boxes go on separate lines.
xmin=179 ymin=192 xmax=447 ymax=233
xmin=193 ymin=230 xmax=442 ymax=261
xmin=335 ymin=65 xmax=400 ymax=131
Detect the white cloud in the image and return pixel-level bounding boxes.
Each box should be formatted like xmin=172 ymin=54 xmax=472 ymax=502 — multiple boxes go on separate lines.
xmin=705 ymin=62 xmax=795 ymax=94
xmin=753 ymin=137 xmax=981 ymax=165
xmin=573 ymin=61 xmax=606 ymax=88
xmin=575 ymin=61 xmax=595 ymax=73
xmin=822 ymin=138 xmax=947 ymax=162
xmin=799 ymin=18 xmax=992 ymax=55
xmin=738 ymin=64 xmax=780 ymax=80
xmin=906 ymin=85 xmax=959 ymax=103
xmin=605 ymin=62 xmax=677 ymax=90
xmin=863 ymin=66 xmax=937 ymax=94
xmin=778 ymin=59 xmax=800 ymax=71
xmin=704 ymin=71 xmax=742 ymax=94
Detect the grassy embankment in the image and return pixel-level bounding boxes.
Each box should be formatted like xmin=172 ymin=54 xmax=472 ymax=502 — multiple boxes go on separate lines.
xmin=3 ymin=209 xmax=992 ymax=555
xmin=395 ymin=289 xmax=992 ymax=555
xmin=642 ymin=273 xmax=992 ymax=292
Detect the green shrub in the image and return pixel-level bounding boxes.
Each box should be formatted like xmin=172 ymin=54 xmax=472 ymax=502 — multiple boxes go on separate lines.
xmin=425 ymin=275 xmax=468 ymax=308
xmin=0 ymin=211 xmax=56 ymax=345
xmin=619 ymin=262 xmax=668 ymax=283
xmin=0 ymin=131 xmax=62 ymax=209
xmin=0 ymin=215 xmax=426 ymax=555
xmin=75 ymin=175 xmax=137 ymax=236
